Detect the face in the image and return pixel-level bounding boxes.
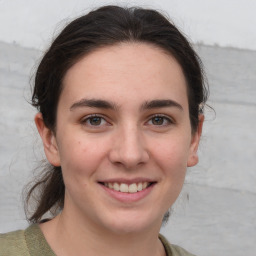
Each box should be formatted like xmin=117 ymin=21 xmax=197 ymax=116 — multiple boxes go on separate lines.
xmin=36 ymin=43 xmax=203 ymax=235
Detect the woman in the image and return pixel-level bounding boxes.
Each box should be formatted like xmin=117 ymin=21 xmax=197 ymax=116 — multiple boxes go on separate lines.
xmin=0 ymin=5 xmax=207 ymax=256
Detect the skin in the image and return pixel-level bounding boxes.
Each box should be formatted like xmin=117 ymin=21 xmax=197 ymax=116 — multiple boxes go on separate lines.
xmin=35 ymin=42 xmax=203 ymax=256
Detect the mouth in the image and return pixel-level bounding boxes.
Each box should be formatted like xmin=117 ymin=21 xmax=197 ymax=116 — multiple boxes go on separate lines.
xmin=98 ymin=181 xmax=155 ymax=193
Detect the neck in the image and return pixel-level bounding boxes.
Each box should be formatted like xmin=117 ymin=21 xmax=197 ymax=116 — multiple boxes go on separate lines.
xmin=40 ymin=211 xmax=166 ymax=256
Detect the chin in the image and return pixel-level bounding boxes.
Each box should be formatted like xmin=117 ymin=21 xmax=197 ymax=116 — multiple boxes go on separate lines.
xmin=100 ymin=210 xmax=163 ymax=235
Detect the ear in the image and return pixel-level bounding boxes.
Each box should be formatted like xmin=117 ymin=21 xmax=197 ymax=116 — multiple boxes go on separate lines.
xmin=187 ymin=114 xmax=204 ymax=167
xmin=34 ymin=112 xmax=61 ymax=167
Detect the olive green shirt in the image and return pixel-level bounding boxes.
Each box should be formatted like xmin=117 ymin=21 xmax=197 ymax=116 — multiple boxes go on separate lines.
xmin=0 ymin=225 xmax=196 ymax=256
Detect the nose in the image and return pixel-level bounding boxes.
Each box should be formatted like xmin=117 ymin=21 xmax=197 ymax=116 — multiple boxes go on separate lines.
xmin=108 ymin=125 xmax=149 ymax=169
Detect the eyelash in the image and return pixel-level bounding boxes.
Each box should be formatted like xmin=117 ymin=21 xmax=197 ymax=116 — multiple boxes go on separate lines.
xmin=146 ymin=114 xmax=174 ymax=126
xmin=81 ymin=114 xmax=109 ymax=127
xmin=81 ymin=114 xmax=174 ymax=127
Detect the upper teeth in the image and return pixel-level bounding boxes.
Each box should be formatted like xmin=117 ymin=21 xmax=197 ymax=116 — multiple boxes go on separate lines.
xmin=104 ymin=182 xmax=149 ymax=193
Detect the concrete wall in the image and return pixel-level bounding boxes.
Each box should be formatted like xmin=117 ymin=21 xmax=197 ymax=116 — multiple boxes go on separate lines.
xmin=0 ymin=1 xmax=255 ymax=255
xmin=0 ymin=41 xmax=255 ymax=256
xmin=0 ymin=0 xmax=256 ymax=50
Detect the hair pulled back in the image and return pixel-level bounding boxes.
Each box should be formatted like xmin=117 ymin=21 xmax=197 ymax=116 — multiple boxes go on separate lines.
xmin=27 ymin=5 xmax=208 ymax=223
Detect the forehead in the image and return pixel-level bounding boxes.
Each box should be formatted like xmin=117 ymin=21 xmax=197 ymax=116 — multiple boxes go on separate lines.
xmin=60 ymin=42 xmax=188 ymax=110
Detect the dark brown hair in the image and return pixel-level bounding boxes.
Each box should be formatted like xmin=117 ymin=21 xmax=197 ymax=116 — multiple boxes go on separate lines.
xmin=26 ymin=5 xmax=208 ymax=223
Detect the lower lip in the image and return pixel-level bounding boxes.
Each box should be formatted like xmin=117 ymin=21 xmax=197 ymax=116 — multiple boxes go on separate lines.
xmin=99 ymin=183 xmax=155 ymax=203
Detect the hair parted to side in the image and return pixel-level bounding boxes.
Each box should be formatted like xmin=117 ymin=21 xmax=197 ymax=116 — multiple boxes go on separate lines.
xmin=26 ymin=5 xmax=208 ymax=223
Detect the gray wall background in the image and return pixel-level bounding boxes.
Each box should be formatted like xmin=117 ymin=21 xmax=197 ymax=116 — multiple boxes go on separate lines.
xmin=0 ymin=1 xmax=256 ymax=255
xmin=0 ymin=41 xmax=255 ymax=256
xmin=1 ymin=0 xmax=256 ymax=50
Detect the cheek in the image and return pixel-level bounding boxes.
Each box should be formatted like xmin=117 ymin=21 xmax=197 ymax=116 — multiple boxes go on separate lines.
xmin=57 ymin=135 xmax=109 ymax=180
xmin=153 ymin=136 xmax=191 ymax=177
xmin=154 ymin=137 xmax=189 ymax=164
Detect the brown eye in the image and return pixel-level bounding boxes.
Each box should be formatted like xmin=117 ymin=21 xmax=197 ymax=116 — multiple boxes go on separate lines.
xmin=89 ymin=116 xmax=102 ymax=126
xmin=147 ymin=115 xmax=172 ymax=126
xmin=152 ymin=116 xmax=164 ymax=125
xmin=82 ymin=115 xmax=108 ymax=127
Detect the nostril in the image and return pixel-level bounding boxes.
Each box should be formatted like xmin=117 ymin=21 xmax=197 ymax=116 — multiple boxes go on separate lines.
xmin=108 ymin=135 xmax=149 ymax=168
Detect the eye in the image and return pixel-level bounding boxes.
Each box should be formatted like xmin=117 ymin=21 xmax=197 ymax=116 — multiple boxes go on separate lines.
xmin=147 ymin=115 xmax=173 ymax=126
xmin=81 ymin=115 xmax=108 ymax=127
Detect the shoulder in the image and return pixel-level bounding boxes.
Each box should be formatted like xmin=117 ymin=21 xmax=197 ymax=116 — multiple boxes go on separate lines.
xmin=0 ymin=229 xmax=29 ymax=256
xmin=159 ymin=234 xmax=197 ymax=256
xmin=169 ymin=244 xmax=197 ymax=256
xmin=0 ymin=224 xmax=55 ymax=256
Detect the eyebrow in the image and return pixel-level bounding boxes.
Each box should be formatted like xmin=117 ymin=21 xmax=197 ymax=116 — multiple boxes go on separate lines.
xmin=141 ymin=99 xmax=183 ymax=111
xmin=70 ymin=98 xmax=118 ymax=111
xmin=70 ymin=98 xmax=183 ymax=111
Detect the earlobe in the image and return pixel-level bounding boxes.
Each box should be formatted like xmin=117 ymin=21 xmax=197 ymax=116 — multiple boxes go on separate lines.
xmin=34 ymin=113 xmax=61 ymax=167
xmin=187 ymin=114 xmax=204 ymax=167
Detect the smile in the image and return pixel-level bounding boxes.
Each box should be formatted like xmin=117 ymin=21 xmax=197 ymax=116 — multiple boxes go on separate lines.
xmin=98 ymin=180 xmax=156 ymax=202
xmin=103 ymin=182 xmax=152 ymax=193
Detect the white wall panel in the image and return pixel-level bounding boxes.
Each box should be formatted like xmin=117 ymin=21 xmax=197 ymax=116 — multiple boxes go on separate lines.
xmin=0 ymin=0 xmax=256 ymax=50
